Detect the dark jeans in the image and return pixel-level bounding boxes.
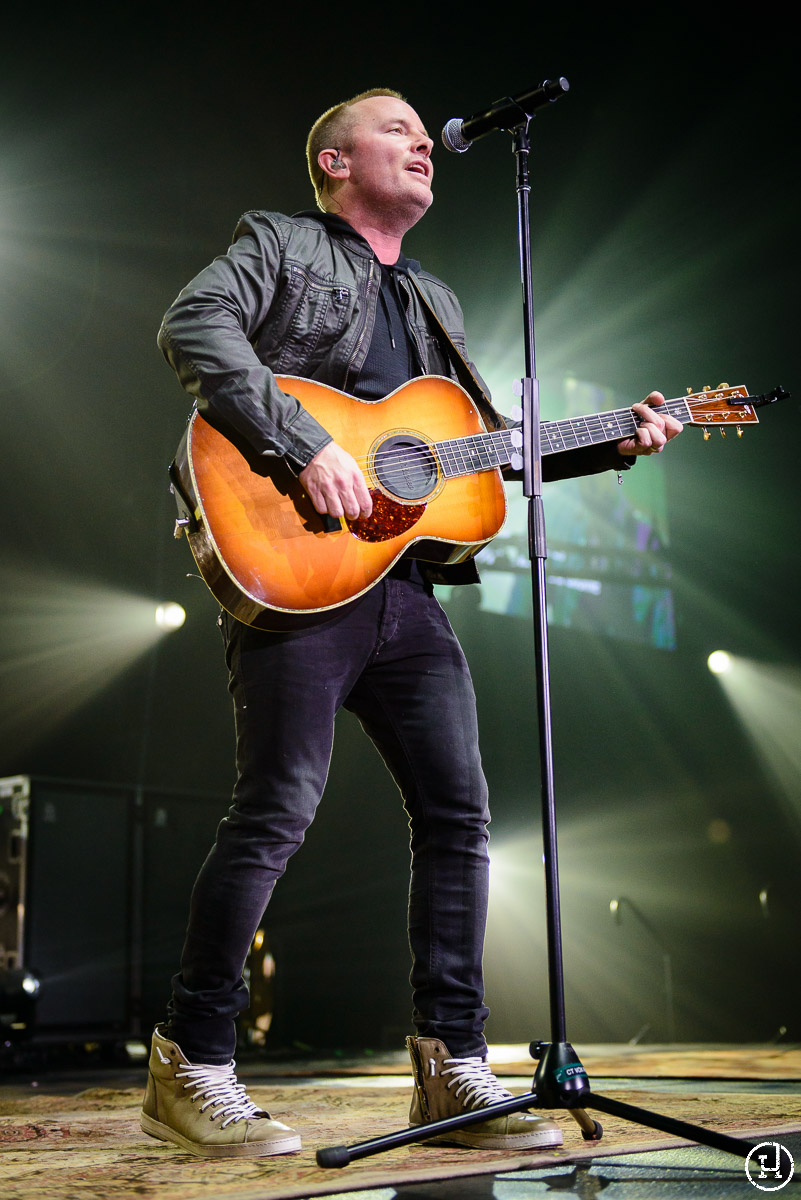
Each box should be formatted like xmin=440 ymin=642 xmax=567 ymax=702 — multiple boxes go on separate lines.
xmin=167 ymin=575 xmax=491 ymax=1064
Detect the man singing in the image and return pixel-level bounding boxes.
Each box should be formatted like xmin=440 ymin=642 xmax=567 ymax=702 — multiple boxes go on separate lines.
xmin=141 ymin=88 xmax=681 ymax=1158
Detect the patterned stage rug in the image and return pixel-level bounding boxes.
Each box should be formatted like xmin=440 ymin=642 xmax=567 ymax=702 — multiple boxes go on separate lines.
xmin=251 ymin=1043 xmax=801 ymax=1082
xmin=1 ymin=1081 xmax=800 ymax=1200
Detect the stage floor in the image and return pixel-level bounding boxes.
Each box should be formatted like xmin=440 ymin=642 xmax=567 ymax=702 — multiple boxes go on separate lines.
xmin=1 ymin=1043 xmax=799 ymax=1199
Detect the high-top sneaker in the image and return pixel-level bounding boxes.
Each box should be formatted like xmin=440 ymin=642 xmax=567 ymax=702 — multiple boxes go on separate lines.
xmin=141 ymin=1025 xmax=301 ymax=1157
xmin=407 ymin=1035 xmax=563 ymax=1150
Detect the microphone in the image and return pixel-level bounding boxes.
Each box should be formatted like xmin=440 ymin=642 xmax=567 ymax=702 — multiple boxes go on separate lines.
xmin=441 ymin=77 xmax=569 ymax=153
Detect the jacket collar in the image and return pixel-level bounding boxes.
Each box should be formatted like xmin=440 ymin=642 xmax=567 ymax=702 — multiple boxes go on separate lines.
xmin=293 ymin=209 xmax=421 ymax=275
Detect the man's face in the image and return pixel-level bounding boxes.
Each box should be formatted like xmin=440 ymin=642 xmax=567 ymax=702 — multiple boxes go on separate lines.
xmin=338 ymin=96 xmax=434 ymax=225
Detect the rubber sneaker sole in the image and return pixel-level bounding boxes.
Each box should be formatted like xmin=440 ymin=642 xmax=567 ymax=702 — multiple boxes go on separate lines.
xmin=411 ymin=1120 xmax=564 ymax=1151
xmin=141 ymin=1112 xmax=302 ymax=1157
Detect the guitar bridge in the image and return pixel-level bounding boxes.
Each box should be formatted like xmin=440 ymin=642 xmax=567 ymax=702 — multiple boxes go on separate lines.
xmin=319 ymin=514 xmax=344 ymax=534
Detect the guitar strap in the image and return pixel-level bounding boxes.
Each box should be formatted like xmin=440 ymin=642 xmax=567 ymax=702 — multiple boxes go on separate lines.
xmin=405 ymin=273 xmax=508 ymax=432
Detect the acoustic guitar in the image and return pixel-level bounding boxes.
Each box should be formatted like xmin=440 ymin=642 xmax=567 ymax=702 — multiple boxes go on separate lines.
xmin=169 ymin=375 xmax=786 ymax=629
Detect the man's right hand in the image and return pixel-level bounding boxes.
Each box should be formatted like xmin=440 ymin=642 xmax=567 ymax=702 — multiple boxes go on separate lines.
xmin=299 ymin=441 xmax=373 ymax=520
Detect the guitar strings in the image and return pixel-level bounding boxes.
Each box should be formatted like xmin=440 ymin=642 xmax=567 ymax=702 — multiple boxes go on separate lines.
xmin=346 ymin=430 xmax=512 ymax=474
xmin=339 ymin=395 xmax=744 ymax=478
xmin=345 ymin=406 xmax=647 ymax=472
xmin=343 ymin=408 xmax=648 ymax=473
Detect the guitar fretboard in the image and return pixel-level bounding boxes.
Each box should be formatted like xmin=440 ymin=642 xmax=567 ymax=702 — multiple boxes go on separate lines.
xmin=435 ymin=397 xmax=693 ymax=478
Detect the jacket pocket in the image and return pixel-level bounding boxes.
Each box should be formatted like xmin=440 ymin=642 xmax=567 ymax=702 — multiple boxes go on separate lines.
xmin=259 ymin=264 xmax=355 ymax=373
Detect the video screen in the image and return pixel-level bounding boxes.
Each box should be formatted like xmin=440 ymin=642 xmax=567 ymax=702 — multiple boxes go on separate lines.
xmin=445 ymin=377 xmax=677 ymax=650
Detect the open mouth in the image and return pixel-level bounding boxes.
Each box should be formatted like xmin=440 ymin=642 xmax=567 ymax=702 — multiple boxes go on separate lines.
xmin=406 ymin=161 xmax=430 ymax=179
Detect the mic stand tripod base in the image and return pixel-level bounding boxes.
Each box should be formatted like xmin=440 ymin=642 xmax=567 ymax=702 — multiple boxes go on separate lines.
xmin=530 ymin=1040 xmax=602 ymax=1142
xmin=315 ymin=1041 xmax=757 ymax=1168
xmin=530 ymin=1040 xmax=756 ymax=1159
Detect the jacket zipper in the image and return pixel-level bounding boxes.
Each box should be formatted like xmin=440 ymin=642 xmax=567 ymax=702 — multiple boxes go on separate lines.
xmin=343 ymin=260 xmax=377 ymax=394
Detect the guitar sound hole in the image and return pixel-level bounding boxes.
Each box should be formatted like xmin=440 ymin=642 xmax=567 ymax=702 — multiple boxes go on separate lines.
xmin=373 ymin=434 xmax=438 ymax=501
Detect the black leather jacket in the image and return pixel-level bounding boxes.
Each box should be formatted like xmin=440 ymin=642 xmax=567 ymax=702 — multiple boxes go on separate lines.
xmin=158 ymin=210 xmax=500 ymax=466
xmin=158 ymin=209 xmax=629 ymax=584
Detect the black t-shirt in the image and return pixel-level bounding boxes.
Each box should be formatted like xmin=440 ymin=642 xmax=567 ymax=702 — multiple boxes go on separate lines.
xmin=356 ymin=256 xmax=427 ymax=583
xmin=353 ymin=256 xmax=423 ymax=402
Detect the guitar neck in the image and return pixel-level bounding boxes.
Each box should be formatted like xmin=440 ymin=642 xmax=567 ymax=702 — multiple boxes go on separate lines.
xmin=436 ymin=396 xmax=692 ymax=478
xmin=540 ymin=396 xmax=692 ymax=454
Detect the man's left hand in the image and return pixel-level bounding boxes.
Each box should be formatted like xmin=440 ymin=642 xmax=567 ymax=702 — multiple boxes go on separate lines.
xmin=617 ymin=391 xmax=683 ymax=457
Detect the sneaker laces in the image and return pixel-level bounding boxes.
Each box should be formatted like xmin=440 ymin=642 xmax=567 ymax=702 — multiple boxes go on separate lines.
xmin=440 ymin=1056 xmax=514 ymax=1110
xmin=175 ymin=1060 xmax=265 ymax=1128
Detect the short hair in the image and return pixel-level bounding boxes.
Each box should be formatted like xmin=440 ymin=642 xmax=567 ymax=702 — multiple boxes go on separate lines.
xmin=306 ymin=88 xmax=407 ymax=210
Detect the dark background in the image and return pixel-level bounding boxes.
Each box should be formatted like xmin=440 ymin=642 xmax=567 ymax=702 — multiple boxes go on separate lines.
xmin=1 ymin=5 xmax=798 ymax=1051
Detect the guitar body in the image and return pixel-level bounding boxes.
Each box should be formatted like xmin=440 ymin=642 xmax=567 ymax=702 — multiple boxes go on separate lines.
xmin=171 ymin=371 xmax=783 ymax=630
xmin=172 ymin=375 xmax=507 ymax=629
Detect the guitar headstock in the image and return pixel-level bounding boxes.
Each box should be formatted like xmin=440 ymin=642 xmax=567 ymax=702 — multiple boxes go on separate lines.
xmin=683 ymin=383 xmax=789 ymax=439
xmin=685 ymin=383 xmax=754 ymax=426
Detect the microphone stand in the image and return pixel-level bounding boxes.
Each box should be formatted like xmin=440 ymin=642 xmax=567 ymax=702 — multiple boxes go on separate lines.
xmin=316 ymin=98 xmax=756 ymax=1171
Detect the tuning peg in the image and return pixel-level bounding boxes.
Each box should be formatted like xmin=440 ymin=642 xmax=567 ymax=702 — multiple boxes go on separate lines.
xmin=703 ymin=428 xmax=711 ymax=441
xmin=737 ymin=427 xmax=743 ymax=438
xmin=720 ymin=429 xmax=727 ymax=438
xmin=717 ymin=381 xmax=730 ymax=389
xmin=702 ymin=385 xmax=711 ymax=392
xmin=686 ymin=387 xmax=694 ymax=395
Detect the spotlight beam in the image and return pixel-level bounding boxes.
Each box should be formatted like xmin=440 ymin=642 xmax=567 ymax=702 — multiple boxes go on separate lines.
xmin=0 ymin=563 xmax=184 ymax=757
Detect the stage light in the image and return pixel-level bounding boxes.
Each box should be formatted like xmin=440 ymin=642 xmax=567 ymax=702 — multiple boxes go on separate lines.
xmin=0 ymin=967 xmax=41 ymax=1029
xmin=709 ymin=657 xmax=801 ymax=832
xmin=20 ymin=972 xmax=40 ymax=997
xmin=0 ymin=562 xmax=187 ymax=757
xmin=708 ymin=650 xmax=732 ymax=675
xmin=155 ymin=602 xmax=186 ymax=630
